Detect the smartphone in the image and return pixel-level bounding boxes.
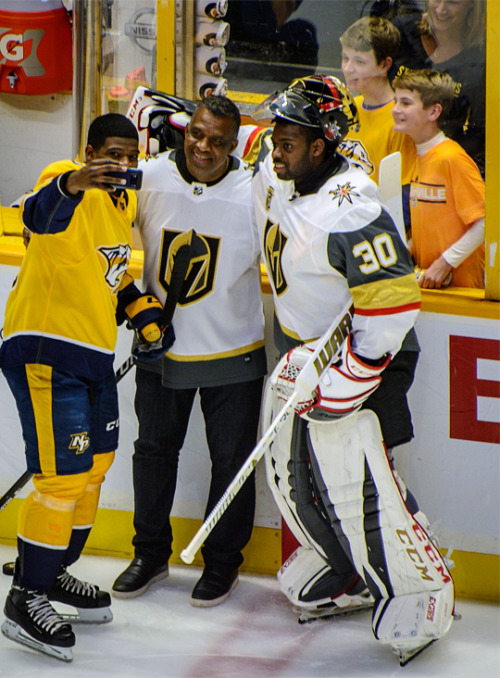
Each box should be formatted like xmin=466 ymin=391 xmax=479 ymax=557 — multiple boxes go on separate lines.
xmin=106 ymin=167 xmax=143 ymax=190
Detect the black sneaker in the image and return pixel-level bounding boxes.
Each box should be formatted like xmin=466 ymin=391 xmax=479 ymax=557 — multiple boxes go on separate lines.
xmin=112 ymin=557 xmax=169 ymax=599
xmin=47 ymin=566 xmax=113 ymax=624
xmin=190 ymin=566 xmax=239 ymax=607
xmin=2 ymin=581 xmax=75 ymax=662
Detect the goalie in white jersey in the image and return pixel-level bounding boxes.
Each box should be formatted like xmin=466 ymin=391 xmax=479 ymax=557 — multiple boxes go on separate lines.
xmin=112 ymin=96 xmax=266 ymax=607
xmin=250 ymin=76 xmax=454 ymax=665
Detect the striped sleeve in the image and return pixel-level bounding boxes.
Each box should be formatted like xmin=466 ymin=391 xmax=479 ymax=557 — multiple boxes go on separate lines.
xmin=328 ymin=207 xmax=421 ymax=358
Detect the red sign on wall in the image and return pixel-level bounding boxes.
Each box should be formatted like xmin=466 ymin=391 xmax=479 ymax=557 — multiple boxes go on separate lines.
xmin=449 ymin=335 xmax=500 ymax=444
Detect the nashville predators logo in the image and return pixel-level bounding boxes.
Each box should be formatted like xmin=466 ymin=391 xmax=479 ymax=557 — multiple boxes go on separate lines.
xmin=158 ymin=229 xmax=220 ymax=304
xmin=69 ymin=432 xmax=90 ymax=455
xmin=263 ymin=218 xmax=287 ymax=296
xmin=329 ymin=181 xmax=361 ymax=206
xmin=98 ymin=243 xmax=132 ymax=289
xmin=338 ymin=139 xmax=374 ymax=176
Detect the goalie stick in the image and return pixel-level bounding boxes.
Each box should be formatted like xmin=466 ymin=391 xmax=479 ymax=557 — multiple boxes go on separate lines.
xmin=180 ymin=300 xmax=354 ymax=564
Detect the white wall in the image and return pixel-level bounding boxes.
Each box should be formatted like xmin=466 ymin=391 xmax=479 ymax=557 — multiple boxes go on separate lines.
xmin=0 ymin=93 xmax=73 ymax=206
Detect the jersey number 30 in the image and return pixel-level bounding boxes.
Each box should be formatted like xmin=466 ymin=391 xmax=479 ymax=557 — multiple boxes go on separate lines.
xmin=353 ymin=233 xmax=397 ymax=275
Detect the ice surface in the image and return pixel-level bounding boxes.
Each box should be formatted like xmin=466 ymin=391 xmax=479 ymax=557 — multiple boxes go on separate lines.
xmin=0 ymin=544 xmax=498 ymax=678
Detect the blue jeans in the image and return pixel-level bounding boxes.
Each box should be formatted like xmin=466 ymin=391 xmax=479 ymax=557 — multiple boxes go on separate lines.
xmin=132 ymin=366 xmax=264 ymax=569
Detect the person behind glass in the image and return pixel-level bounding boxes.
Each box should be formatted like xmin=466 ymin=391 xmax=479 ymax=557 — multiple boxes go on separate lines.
xmin=339 ymin=15 xmax=417 ymax=190
xmin=393 ymin=68 xmax=485 ymax=288
xmin=0 ymin=115 xmax=166 ymax=662
xmin=390 ymin=0 xmax=486 ymax=176
xmin=112 ymin=96 xmax=267 ymax=607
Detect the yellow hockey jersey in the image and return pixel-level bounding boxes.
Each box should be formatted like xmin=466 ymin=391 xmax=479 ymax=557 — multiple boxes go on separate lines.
xmin=0 ymin=160 xmax=137 ymax=379
xmin=340 ymin=96 xmax=416 ymax=186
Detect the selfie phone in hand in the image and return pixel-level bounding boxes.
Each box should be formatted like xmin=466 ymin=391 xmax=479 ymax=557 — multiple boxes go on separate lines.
xmin=106 ymin=167 xmax=143 ymax=190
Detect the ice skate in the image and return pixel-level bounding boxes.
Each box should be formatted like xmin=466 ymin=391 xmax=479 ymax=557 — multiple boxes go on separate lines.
xmin=297 ymin=587 xmax=374 ymax=624
xmin=393 ymin=639 xmax=437 ymax=666
xmin=2 ymin=581 xmax=75 ymax=662
xmin=47 ymin=566 xmax=113 ymax=624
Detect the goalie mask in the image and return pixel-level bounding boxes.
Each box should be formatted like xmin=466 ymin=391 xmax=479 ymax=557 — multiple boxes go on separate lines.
xmin=255 ymin=75 xmax=359 ymax=151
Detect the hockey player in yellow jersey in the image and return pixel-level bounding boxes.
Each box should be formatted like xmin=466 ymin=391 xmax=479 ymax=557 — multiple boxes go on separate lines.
xmin=0 ymin=114 xmax=170 ymax=662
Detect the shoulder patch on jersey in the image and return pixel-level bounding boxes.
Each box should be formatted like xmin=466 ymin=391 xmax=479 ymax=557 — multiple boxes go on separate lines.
xmin=338 ymin=139 xmax=374 ymax=176
xmin=329 ymin=181 xmax=361 ymax=206
xmin=98 ymin=243 xmax=132 ymax=289
xmin=263 ymin=218 xmax=288 ymax=296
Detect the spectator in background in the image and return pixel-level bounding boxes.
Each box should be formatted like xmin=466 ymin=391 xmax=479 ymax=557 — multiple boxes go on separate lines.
xmin=393 ymin=68 xmax=485 ymax=289
xmin=339 ymin=16 xmax=417 ymax=191
xmin=390 ymin=0 xmax=485 ymax=176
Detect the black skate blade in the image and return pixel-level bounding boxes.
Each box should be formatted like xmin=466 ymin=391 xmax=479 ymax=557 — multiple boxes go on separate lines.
xmin=398 ymin=639 xmax=437 ymax=666
xmin=297 ymin=601 xmax=372 ymax=625
xmin=1 ymin=618 xmax=73 ymax=662
xmin=2 ymin=561 xmax=15 ymax=576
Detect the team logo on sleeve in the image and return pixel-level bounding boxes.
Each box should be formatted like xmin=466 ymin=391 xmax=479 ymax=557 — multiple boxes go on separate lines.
xmin=338 ymin=139 xmax=374 ymax=176
xmin=69 ymin=432 xmax=90 ymax=455
xmin=265 ymin=186 xmax=274 ymax=211
xmin=98 ymin=243 xmax=132 ymax=289
xmin=158 ymin=230 xmax=220 ymax=304
xmin=329 ymin=182 xmax=361 ymax=206
xmin=263 ymin=218 xmax=288 ymax=296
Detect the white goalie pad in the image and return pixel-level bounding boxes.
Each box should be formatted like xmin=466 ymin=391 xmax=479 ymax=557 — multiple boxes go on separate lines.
xmin=262 ymin=360 xmax=323 ymax=554
xmin=308 ymin=409 xmax=453 ymax=600
xmin=263 ymin=361 xmax=368 ymax=601
xmin=372 ymin=581 xmax=454 ymax=655
xmin=278 ymin=545 xmax=373 ymax=615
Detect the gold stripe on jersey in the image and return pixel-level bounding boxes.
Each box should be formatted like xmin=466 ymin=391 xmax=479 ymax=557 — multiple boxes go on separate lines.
xmin=18 ymin=490 xmax=76 ymax=548
xmin=26 ymin=364 xmax=56 ymax=476
xmin=167 ymin=339 xmax=266 ymax=362
xmin=350 ymin=273 xmax=421 ymax=313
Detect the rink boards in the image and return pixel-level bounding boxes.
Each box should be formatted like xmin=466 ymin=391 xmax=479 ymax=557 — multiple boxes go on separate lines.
xmin=0 ymin=238 xmax=498 ymax=602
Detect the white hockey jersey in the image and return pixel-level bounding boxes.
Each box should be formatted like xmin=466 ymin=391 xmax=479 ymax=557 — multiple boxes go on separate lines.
xmin=253 ymin=150 xmax=421 ymax=360
xmin=136 ymin=150 xmax=266 ymax=387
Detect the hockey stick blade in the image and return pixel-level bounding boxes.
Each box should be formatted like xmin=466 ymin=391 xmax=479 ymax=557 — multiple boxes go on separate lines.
xmin=378 ymin=152 xmax=405 ymax=245
xmin=180 ymin=301 xmax=353 ymax=565
xmin=0 ymin=354 xmax=136 ymax=515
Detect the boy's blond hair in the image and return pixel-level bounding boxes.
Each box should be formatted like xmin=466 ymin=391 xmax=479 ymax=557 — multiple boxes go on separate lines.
xmin=393 ymin=68 xmax=457 ymax=120
xmin=340 ymin=16 xmax=401 ymax=64
xmin=420 ymin=0 xmax=485 ymax=49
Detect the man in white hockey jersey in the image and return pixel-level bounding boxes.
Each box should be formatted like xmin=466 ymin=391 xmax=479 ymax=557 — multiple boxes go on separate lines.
xmin=249 ymin=76 xmax=455 ymax=665
xmin=112 ymin=96 xmax=266 ymax=606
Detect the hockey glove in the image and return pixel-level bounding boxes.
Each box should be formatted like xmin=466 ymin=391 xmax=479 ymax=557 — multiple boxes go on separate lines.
xmin=117 ymin=279 xmax=175 ymax=361
xmin=276 ymin=335 xmax=390 ymax=422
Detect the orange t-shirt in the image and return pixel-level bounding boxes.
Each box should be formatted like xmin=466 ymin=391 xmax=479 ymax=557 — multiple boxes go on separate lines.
xmin=409 ymin=139 xmax=485 ymax=288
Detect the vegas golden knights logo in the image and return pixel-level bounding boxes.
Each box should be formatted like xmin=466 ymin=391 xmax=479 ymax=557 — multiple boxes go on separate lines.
xmin=263 ymin=218 xmax=288 ymax=296
xmin=158 ymin=229 xmax=220 ymax=304
xmin=265 ymin=186 xmax=274 ymax=211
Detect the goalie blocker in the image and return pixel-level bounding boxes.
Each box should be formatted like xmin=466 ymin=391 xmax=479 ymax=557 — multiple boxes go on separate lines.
xmin=263 ymin=360 xmax=454 ymax=664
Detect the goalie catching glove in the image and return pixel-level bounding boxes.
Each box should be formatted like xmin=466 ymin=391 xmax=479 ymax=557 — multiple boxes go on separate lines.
xmin=276 ymin=334 xmax=390 ymax=422
xmin=116 ymin=275 xmax=174 ymax=361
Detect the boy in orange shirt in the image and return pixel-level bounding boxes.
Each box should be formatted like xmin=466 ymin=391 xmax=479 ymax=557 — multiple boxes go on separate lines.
xmin=392 ymin=68 xmax=485 ymax=289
